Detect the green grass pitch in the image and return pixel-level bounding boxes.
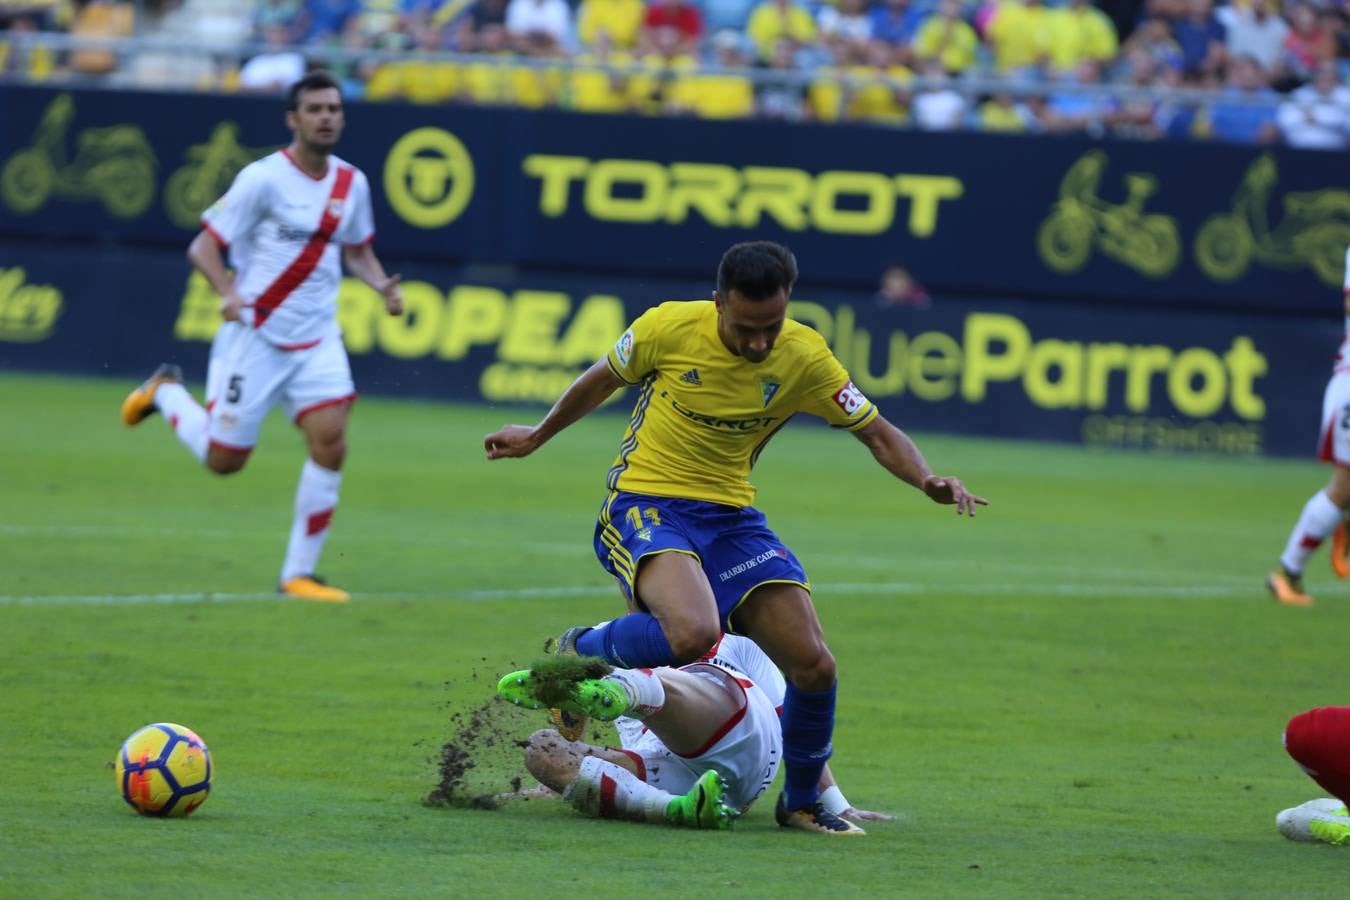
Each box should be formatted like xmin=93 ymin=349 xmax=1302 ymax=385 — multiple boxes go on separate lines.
xmin=2 ymin=371 xmax=1349 ymax=897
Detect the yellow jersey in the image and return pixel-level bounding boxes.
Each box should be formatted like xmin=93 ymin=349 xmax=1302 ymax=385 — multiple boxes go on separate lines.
xmin=604 ymin=300 xmax=879 ymax=507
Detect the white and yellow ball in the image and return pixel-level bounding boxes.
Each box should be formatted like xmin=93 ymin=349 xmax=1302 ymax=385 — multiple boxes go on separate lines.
xmin=115 ymin=723 xmax=212 ymax=817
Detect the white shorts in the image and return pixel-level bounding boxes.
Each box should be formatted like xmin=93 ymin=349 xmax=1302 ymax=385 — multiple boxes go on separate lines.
xmin=1319 ymin=370 xmax=1350 ymax=466
xmin=205 ymin=322 xmax=355 ymax=451
xmin=615 ymin=664 xmax=782 ymax=813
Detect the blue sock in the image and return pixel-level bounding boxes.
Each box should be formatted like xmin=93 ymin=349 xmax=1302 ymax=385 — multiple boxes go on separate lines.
xmin=781 ymin=681 xmax=836 ymax=810
xmin=573 ymin=613 xmax=679 ymax=668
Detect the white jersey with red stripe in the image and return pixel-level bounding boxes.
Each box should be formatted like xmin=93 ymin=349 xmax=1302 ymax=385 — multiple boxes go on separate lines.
xmin=201 ymin=149 xmax=374 ymax=348
xmin=611 ymin=633 xmax=786 ymax=811
xmin=690 ymin=634 xmax=786 ymax=710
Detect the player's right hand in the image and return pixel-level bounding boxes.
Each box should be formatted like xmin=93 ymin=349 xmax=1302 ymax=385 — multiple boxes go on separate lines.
xmin=219 ymin=291 xmax=245 ymax=322
xmin=485 ymin=425 xmax=540 ymax=460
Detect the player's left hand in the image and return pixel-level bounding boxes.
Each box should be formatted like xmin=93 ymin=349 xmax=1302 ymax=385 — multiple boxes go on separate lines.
xmin=485 ymin=425 xmax=541 ymax=460
xmin=923 ymin=475 xmax=988 ymax=516
xmin=842 ymin=806 xmax=895 ymax=821
xmin=380 ymin=274 xmax=403 ymax=315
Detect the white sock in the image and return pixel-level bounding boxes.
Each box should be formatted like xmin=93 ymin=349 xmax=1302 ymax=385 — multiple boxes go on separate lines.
xmin=605 ymin=668 xmax=666 ymax=719
xmin=1280 ymin=490 xmax=1344 ymax=575
xmin=280 ymin=459 xmax=342 ymax=582
xmin=153 ymin=383 xmax=208 ymax=463
xmin=562 ymin=756 xmax=674 ymax=823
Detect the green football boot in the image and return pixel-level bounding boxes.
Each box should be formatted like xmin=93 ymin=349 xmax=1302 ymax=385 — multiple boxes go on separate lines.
xmin=665 ymin=770 xmax=736 ymax=831
xmin=495 ymin=669 xmax=631 ymax=722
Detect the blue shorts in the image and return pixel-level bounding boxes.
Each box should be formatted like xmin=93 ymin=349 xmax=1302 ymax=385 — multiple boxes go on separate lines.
xmin=593 ymin=490 xmax=809 ymax=631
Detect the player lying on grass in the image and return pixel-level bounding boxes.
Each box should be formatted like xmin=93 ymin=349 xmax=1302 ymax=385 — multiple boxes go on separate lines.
xmin=496 ymin=632 xmax=889 ymax=832
xmin=1277 ymin=706 xmax=1350 ymax=845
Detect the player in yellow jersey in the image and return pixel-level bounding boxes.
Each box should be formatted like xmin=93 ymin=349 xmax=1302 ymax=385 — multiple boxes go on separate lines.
xmin=484 ymin=241 xmax=986 ymax=835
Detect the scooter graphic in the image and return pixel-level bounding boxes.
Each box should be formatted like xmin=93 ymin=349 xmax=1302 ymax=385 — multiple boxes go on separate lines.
xmin=1037 ymin=150 xmax=1181 ymax=279
xmin=163 ymin=122 xmax=274 ymax=229
xmin=1194 ymin=154 xmax=1350 ymax=287
xmin=1 ymin=93 xmax=156 ymax=218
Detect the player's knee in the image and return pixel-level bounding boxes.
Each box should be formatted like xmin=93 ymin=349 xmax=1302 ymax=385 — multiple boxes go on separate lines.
xmin=205 ymin=452 xmax=247 ymax=475
xmin=666 ymin=622 xmax=721 ymax=663
xmin=786 ymin=644 xmax=836 ymax=691
xmin=309 ymin=434 xmax=346 ymax=469
xmin=524 ymin=728 xmax=572 ymax=786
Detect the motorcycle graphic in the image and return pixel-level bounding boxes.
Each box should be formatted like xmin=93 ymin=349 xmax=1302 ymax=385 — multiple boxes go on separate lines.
xmin=0 ymin=93 xmax=156 ymax=218
xmin=1037 ymin=150 xmax=1181 ymax=279
xmin=163 ymin=122 xmax=274 ymax=229
xmin=1194 ymin=154 xmax=1350 ymax=287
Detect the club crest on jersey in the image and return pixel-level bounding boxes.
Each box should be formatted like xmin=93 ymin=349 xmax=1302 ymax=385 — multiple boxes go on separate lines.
xmin=759 ymin=377 xmax=781 ymax=408
xmin=614 ymin=330 xmax=634 ymax=368
xmin=327 ymin=198 xmax=345 ymax=217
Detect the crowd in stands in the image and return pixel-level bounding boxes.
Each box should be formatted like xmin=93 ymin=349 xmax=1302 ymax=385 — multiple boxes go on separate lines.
xmin=4 ymin=0 xmax=1350 ymax=147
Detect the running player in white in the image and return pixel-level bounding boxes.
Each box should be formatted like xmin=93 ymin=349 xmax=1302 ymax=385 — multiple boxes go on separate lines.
xmin=1268 ymin=243 xmax=1350 ymax=607
xmin=120 ymin=71 xmax=404 ymax=602
xmin=497 ymin=632 xmax=890 ymax=830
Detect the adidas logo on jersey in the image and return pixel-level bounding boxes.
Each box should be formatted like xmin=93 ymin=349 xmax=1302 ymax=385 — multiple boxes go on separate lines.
xmin=680 ymin=369 xmax=702 ymax=386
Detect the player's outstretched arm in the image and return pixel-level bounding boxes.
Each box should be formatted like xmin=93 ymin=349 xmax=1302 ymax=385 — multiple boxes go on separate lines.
xmin=852 ymin=415 xmax=988 ymax=516
xmin=341 ymin=244 xmax=403 ymax=315
xmin=485 ymin=358 xmax=626 ymax=460
xmin=818 ymin=764 xmax=894 ymax=822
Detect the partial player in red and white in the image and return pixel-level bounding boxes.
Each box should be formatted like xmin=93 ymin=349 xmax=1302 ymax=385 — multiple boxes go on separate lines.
xmin=1276 ymin=706 xmax=1350 ymax=844
xmin=1267 ymin=244 xmax=1350 ymax=606
xmin=121 ymin=71 xmax=404 ymax=602
xmin=496 ymin=631 xmax=891 ymax=830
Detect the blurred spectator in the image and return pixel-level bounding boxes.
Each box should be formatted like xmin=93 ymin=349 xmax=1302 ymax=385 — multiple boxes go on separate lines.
xmin=471 ymin=0 xmax=510 ymax=36
xmin=301 ymin=0 xmax=358 ymax=42
xmin=977 ymin=92 xmax=1037 ymax=130
xmin=869 ymin=0 xmax=925 ymax=61
xmin=1121 ymin=18 xmax=1183 ymax=72
xmin=985 ymin=0 xmax=1053 ymax=74
xmin=833 ymin=40 xmax=911 ymax=122
xmin=254 ymin=0 xmax=304 ymax=39
xmin=913 ymin=0 xmax=980 ymax=74
xmin=1038 ymin=59 xmax=1108 ymax=132
xmin=1046 ymin=0 xmax=1118 ymax=74
xmin=1276 ymin=59 xmax=1350 ymax=148
xmin=746 ymin=0 xmax=818 ymax=62
xmin=1196 ymin=52 xmax=1279 ymax=143
xmin=364 ymin=21 xmax=456 ymax=102
xmin=569 ymin=30 xmax=638 ymax=112
xmin=0 ymin=13 xmax=57 ymax=80
xmin=668 ymin=29 xmax=754 ymax=116
xmin=912 ymin=57 xmax=968 ymax=128
xmin=69 ymin=0 xmax=135 ymax=75
xmin=755 ymin=37 xmax=809 ymax=119
xmin=578 ymin=0 xmax=645 ymax=49
xmin=640 ymin=0 xmax=703 ymax=55
xmin=239 ymin=23 xmax=308 ymax=93
xmin=354 ymin=0 xmax=401 ymax=39
xmin=817 ymin=0 xmax=872 ymax=52
xmin=1219 ymin=0 xmax=1288 ymax=74
xmin=1106 ymin=47 xmax=1166 ymax=137
xmin=874 ymin=263 xmax=931 ymax=309
xmin=505 ymin=0 xmax=573 ymax=53
xmin=1281 ymin=2 xmax=1334 ymax=82
xmin=703 ymin=0 xmax=757 ymax=33
xmin=1172 ymin=0 xmax=1225 ymax=78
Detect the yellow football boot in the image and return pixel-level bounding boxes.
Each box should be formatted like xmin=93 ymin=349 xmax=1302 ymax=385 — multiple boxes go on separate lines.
xmin=279 ymin=575 xmax=351 ymax=603
xmin=121 ymin=363 xmax=183 ymax=426
xmin=1267 ymin=569 xmax=1313 ymax=607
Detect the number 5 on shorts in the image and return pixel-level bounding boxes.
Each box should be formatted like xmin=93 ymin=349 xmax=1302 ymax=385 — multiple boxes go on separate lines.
xmin=226 ymin=374 xmax=244 ymax=404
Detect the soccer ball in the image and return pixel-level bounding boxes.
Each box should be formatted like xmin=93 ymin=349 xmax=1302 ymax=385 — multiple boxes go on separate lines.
xmin=115 ymin=723 xmax=212 ymax=817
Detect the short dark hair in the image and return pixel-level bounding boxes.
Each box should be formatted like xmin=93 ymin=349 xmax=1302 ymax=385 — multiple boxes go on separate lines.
xmin=716 ymin=241 xmax=798 ymax=300
xmin=288 ymin=71 xmax=341 ymax=111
